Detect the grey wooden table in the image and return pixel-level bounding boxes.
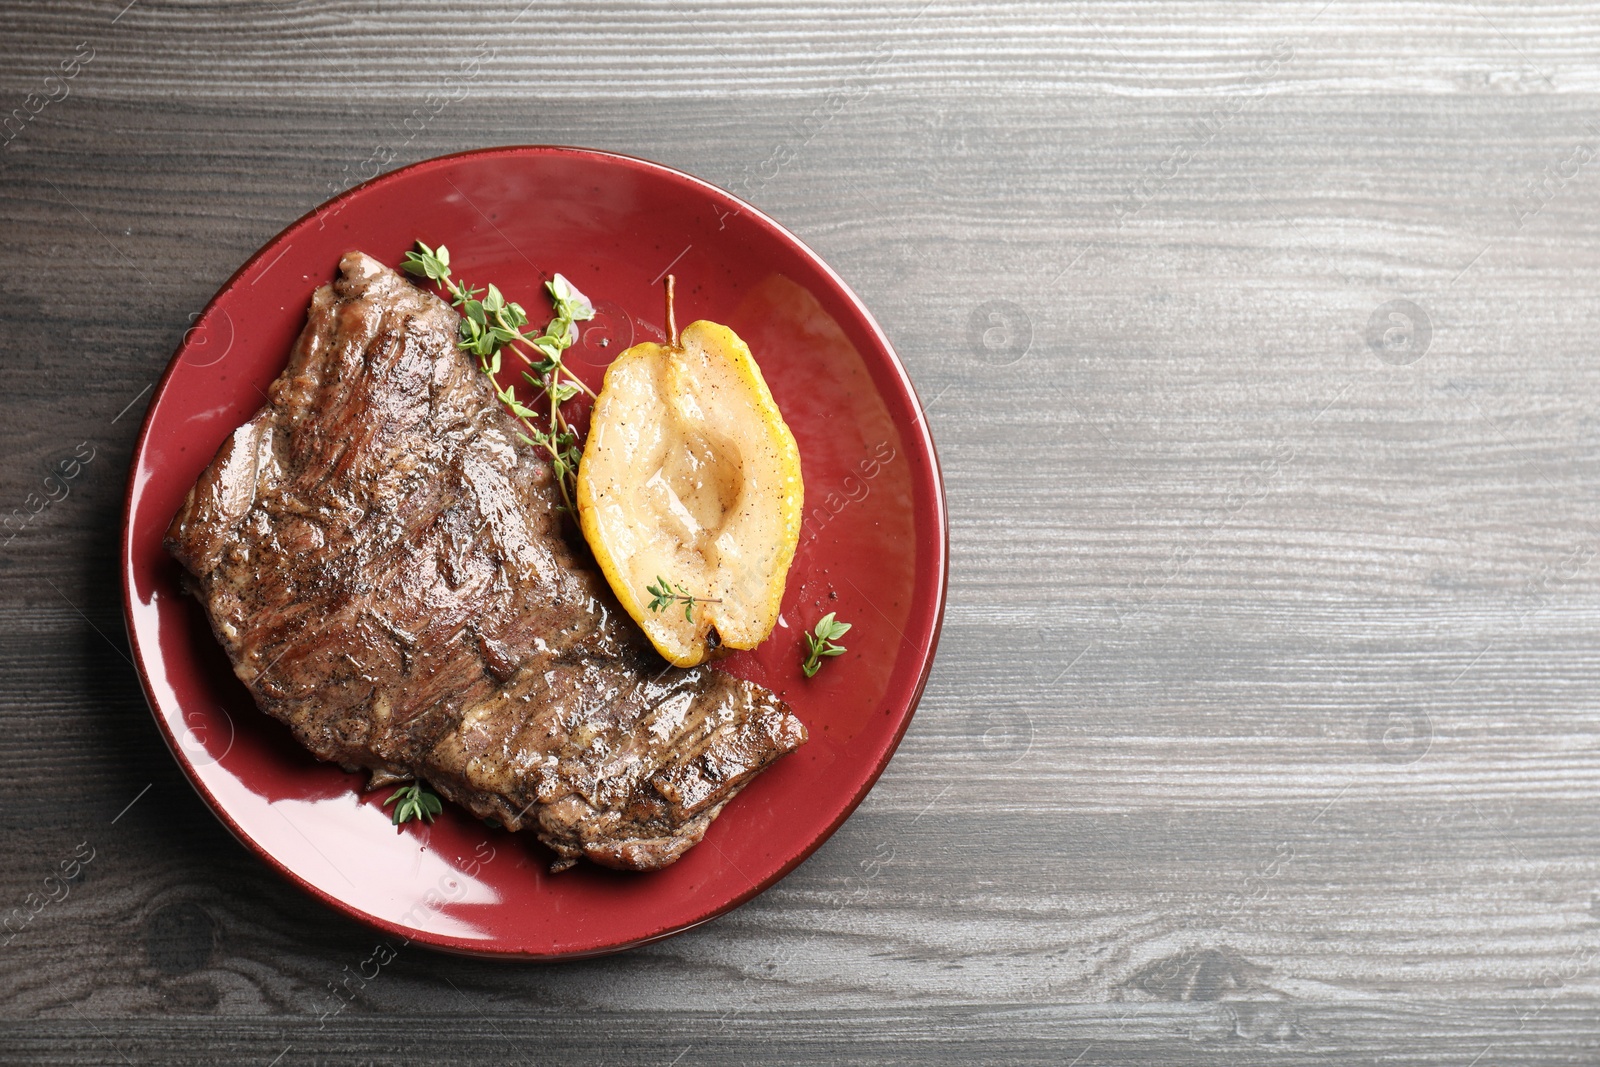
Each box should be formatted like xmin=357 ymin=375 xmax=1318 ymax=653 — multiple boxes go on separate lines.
xmin=6 ymin=1 xmax=1600 ymax=1063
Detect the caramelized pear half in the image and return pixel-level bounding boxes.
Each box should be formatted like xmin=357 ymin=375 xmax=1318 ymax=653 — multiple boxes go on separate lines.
xmin=577 ymin=320 xmax=803 ymax=667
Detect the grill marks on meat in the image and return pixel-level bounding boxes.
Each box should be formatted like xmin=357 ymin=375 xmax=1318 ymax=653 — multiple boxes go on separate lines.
xmin=166 ymin=251 xmax=806 ymax=871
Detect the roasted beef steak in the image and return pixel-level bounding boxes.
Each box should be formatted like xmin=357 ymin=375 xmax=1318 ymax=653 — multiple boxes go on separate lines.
xmin=166 ymin=251 xmax=806 ymax=871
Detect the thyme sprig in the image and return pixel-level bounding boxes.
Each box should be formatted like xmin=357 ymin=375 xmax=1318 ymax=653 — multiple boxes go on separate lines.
xmin=801 ymin=612 xmax=851 ymax=678
xmin=401 ymin=241 xmax=596 ymax=510
xmin=645 ymin=575 xmax=721 ymax=623
xmin=384 ymin=781 xmax=443 ymax=826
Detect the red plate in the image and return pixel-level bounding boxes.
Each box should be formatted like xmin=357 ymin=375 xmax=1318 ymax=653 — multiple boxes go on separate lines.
xmin=120 ymin=146 xmax=947 ymax=959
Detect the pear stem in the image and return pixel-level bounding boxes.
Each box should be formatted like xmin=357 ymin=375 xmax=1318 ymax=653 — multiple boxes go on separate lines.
xmin=665 ymin=274 xmax=678 ymax=346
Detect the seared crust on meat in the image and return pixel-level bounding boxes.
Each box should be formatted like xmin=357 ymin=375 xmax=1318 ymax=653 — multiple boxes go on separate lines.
xmin=167 ymin=251 xmax=805 ymax=871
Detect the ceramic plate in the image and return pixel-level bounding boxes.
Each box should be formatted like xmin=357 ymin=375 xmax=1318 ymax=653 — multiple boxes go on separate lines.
xmin=121 ymin=146 xmax=946 ymax=958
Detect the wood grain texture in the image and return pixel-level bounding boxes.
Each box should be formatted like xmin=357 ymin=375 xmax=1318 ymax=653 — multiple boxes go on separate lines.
xmin=6 ymin=1 xmax=1600 ymax=1063
xmin=6 ymin=1 xmax=1600 ymax=98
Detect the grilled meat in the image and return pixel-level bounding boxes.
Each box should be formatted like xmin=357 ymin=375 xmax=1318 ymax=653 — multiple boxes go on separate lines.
xmin=166 ymin=251 xmax=806 ymax=871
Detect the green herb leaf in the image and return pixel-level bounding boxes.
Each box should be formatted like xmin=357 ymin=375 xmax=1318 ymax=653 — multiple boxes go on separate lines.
xmin=801 ymin=612 xmax=851 ymax=678
xmin=384 ymin=781 xmax=443 ymax=826
xmin=529 ymin=334 xmax=564 ymax=361
xmin=646 ymin=576 xmax=674 ymax=614
xmin=645 ymin=575 xmax=719 ymax=622
xmin=401 ymin=241 xmax=452 ymax=283
xmin=548 ymin=274 xmax=596 ymax=322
